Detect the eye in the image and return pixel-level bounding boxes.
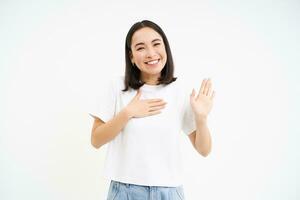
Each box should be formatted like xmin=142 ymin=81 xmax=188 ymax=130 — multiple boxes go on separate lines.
xmin=154 ymin=43 xmax=161 ymax=46
xmin=137 ymin=47 xmax=144 ymax=51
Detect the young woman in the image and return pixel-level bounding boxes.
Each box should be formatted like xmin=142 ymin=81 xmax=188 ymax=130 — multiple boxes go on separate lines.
xmin=90 ymin=20 xmax=215 ymax=200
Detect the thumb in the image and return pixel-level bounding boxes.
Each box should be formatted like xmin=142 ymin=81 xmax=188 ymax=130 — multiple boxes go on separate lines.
xmin=190 ymin=88 xmax=196 ymax=97
xmin=134 ymin=89 xmax=142 ymax=99
xmin=190 ymin=88 xmax=196 ymax=103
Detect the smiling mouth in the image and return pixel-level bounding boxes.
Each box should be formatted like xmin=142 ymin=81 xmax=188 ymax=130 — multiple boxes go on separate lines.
xmin=144 ymin=59 xmax=160 ymax=65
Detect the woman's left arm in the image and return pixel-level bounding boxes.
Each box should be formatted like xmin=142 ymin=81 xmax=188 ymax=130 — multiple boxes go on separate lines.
xmin=189 ymin=78 xmax=215 ymax=157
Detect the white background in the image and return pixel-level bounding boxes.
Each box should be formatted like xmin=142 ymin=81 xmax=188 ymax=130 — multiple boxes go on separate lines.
xmin=1 ymin=0 xmax=299 ymax=199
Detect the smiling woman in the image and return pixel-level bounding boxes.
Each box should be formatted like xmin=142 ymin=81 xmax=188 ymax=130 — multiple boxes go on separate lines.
xmin=123 ymin=20 xmax=177 ymax=91
xmin=130 ymin=28 xmax=167 ymax=84
xmin=89 ymin=20 xmax=215 ymax=200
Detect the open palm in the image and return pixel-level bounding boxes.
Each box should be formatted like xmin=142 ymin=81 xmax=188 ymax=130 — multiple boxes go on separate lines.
xmin=190 ymin=78 xmax=215 ymax=118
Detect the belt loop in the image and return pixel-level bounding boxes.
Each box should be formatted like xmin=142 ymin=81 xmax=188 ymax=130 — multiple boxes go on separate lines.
xmin=116 ymin=181 xmax=120 ymax=190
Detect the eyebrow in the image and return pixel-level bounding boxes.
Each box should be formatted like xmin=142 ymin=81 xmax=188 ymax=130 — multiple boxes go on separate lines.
xmin=134 ymin=38 xmax=162 ymax=48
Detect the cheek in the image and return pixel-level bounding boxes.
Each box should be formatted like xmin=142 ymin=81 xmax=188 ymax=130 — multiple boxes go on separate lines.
xmin=159 ymin=47 xmax=167 ymax=56
xmin=133 ymin=52 xmax=144 ymax=62
xmin=161 ymin=49 xmax=167 ymax=60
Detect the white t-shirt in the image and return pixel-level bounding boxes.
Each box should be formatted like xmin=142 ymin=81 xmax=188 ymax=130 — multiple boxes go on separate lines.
xmin=89 ymin=76 xmax=196 ymax=187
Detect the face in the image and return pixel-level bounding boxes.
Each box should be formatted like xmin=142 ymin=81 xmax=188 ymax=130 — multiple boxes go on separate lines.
xmin=130 ymin=27 xmax=167 ymax=82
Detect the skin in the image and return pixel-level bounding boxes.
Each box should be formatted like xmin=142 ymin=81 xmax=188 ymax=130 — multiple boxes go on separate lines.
xmin=91 ymin=27 xmax=215 ymax=157
xmin=189 ymin=78 xmax=215 ymax=156
xmin=130 ymin=27 xmax=167 ymax=85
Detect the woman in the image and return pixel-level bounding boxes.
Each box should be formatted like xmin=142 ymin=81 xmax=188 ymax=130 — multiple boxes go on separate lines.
xmin=90 ymin=20 xmax=215 ymax=200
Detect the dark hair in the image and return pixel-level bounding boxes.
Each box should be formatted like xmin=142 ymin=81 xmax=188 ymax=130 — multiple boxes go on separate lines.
xmin=122 ymin=20 xmax=177 ymax=92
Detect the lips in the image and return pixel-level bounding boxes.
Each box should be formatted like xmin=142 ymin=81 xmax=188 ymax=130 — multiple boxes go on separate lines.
xmin=144 ymin=59 xmax=160 ymax=65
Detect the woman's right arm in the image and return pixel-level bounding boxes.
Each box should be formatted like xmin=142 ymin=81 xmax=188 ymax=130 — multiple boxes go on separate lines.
xmin=90 ymin=89 xmax=167 ymax=149
xmin=91 ymin=108 xmax=131 ymax=149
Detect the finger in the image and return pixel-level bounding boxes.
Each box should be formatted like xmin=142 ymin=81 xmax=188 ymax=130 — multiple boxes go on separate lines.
xmin=147 ymin=98 xmax=164 ymax=103
xmin=134 ymin=89 xmax=142 ymax=99
xmin=149 ymin=101 xmax=167 ymax=107
xmin=203 ymin=78 xmax=211 ymax=96
xmin=210 ymin=91 xmax=216 ymax=100
xmin=199 ymin=79 xmax=207 ymax=94
xmin=148 ymin=110 xmax=162 ymax=116
xmin=190 ymin=88 xmax=196 ymax=97
xmin=148 ymin=106 xmax=165 ymax=112
xmin=149 ymin=104 xmax=166 ymax=111
xmin=206 ymin=80 xmax=213 ymax=96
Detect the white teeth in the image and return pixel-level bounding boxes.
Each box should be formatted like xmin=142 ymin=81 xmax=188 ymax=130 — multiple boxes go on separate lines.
xmin=146 ymin=60 xmax=159 ymax=65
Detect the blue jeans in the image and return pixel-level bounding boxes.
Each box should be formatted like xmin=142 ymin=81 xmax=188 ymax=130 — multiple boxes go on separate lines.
xmin=107 ymin=180 xmax=185 ymax=200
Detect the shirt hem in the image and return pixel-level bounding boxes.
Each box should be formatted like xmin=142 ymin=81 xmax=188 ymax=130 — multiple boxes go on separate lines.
xmin=103 ymin=174 xmax=183 ymax=187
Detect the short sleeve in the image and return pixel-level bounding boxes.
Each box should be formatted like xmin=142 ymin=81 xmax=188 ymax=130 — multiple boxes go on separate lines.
xmin=181 ymin=86 xmax=196 ymax=136
xmin=88 ymin=78 xmax=117 ymax=123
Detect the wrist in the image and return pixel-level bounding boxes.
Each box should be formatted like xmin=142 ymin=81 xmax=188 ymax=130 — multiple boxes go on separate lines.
xmin=122 ymin=107 xmax=133 ymax=120
xmin=195 ymin=115 xmax=207 ymax=124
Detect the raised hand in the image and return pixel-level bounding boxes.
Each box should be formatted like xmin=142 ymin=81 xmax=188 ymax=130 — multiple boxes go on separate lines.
xmin=190 ymin=78 xmax=215 ymax=119
xmin=125 ymin=89 xmax=167 ymax=118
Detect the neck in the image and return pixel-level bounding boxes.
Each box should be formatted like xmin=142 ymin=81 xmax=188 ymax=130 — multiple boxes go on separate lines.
xmin=141 ymin=74 xmax=160 ymax=85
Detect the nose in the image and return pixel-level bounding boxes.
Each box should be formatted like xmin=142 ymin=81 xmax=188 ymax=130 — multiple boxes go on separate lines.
xmin=146 ymin=47 xmax=156 ymax=58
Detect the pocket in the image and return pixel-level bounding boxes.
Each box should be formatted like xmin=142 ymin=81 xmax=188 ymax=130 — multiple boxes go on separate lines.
xmin=175 ymin=186 xmax=185 ymax=200
xmin=107 ymin=181 xmax=120 ymax=200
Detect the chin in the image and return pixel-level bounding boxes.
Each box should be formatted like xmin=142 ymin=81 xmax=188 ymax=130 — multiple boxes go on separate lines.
xmin=147 ymin=68 xmax=163 ymax=74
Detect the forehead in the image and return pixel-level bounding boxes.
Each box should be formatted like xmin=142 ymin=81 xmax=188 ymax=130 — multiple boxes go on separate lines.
xmin=131 ymin=27 xmax=163 ymax=45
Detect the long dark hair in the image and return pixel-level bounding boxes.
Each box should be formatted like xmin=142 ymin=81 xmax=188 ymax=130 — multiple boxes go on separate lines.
xmin=122 ymin=20 xmax=177 ymax=92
